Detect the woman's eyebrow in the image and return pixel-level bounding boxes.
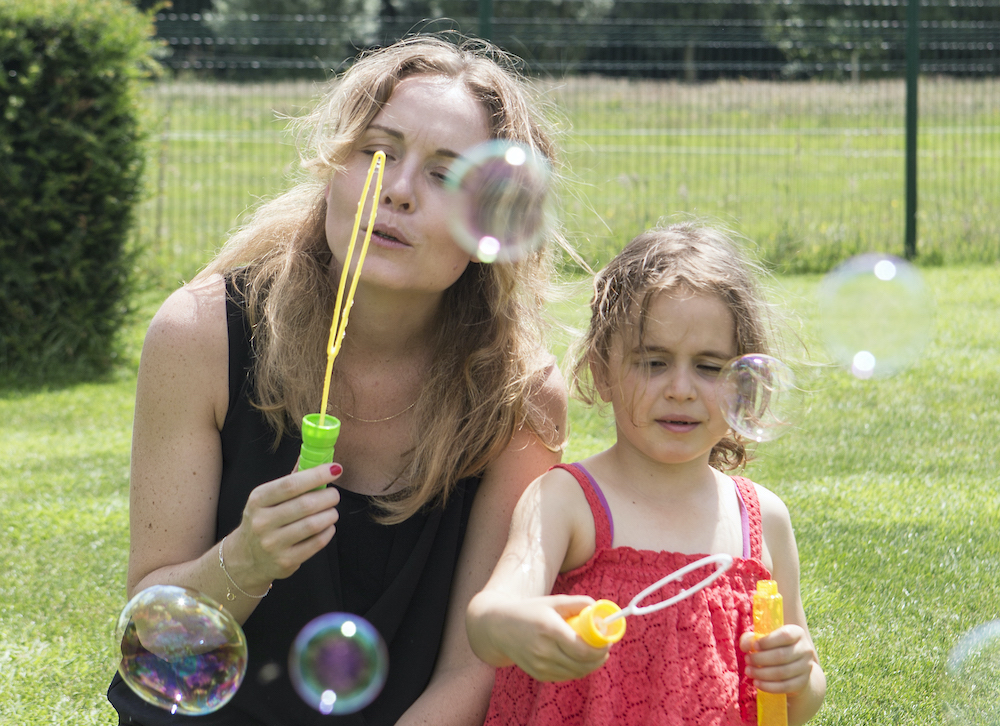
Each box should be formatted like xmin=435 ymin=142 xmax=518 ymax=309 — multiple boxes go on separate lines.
xmin=365 ymin=123 xmax=461 ymax=160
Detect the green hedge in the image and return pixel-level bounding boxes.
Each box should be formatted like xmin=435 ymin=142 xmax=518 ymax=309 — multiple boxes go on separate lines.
xmin=0 ymin=0 xmax=158 ymax=383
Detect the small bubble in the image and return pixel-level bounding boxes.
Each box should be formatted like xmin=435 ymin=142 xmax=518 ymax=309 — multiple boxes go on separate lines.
xmin=446 ymin=140 xmax=553 ymax=264
xmin=817 ymin=253 xmax=933 ymax=379
xmin=288 ymin=613 xmax=388 ymax=715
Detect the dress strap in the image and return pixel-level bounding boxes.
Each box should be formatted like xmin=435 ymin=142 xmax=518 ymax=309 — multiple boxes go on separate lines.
xmin=551 ymin=463 xmax=613 ymax=550
xmin=731 ymin=476 xmax=763 ymax=561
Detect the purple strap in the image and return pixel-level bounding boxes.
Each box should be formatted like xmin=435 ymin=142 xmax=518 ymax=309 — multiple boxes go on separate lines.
xmin=574 ymin=465 xmax=615 ymax=545
xmin=574 ymin=464 xmax=750 ymax=559
xmin=734 ymin=479 xmax=751 ymax=560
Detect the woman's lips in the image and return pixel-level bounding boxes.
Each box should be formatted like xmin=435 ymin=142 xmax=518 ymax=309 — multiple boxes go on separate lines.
xmin=367 ymin=224 xmax=410 ymax=248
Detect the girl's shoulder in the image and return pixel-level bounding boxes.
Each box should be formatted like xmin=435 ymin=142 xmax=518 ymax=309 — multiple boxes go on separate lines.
xmin=749 ymin=480 xmax=793 ymax=527
xmin=536 ymin=464 xmax=598 ymax=572
xmin=747 ymin=479 xmax=795 ymax=577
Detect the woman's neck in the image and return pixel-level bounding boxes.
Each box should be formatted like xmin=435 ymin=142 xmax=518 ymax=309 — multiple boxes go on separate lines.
xmin=332 ymin=282 xmax=442 ymax=361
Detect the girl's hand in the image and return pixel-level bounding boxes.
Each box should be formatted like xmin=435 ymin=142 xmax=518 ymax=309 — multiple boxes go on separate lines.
xmin=739 ymin=625 xmax=818 ymax=696
xmin=468 ymin=592 xmax=611 ymax=683
xmin=223 ymin=463 xmax=343 ymax=593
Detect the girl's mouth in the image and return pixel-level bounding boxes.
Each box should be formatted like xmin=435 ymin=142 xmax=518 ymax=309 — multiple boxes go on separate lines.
xmin=657 ymin=417 xmax=699 ymax=432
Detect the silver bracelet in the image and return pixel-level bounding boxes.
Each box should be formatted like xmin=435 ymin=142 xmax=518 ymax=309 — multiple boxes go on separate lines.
xmin=218 ymin=535 xmax=272 ymax=601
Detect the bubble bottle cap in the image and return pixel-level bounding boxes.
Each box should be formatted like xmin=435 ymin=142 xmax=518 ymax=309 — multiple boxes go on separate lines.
xmin=565 ymin=599 xmax=626 ymax=648
xmin=753 ymin=579 xmax=784 ymax=637
xmin=299 ymin=413 xmax=341 ymax=471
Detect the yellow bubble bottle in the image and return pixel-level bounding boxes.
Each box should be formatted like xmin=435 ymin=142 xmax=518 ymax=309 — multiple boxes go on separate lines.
xmin=753 ymin=580 xmax=788 ymax=726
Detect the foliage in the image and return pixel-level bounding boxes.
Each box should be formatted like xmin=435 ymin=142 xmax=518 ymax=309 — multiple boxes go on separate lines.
xmin=0 ymin=0 xmax=160 ymax=383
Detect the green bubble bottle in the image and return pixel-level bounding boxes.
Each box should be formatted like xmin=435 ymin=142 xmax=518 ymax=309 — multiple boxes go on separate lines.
xmin=298 ymin=413 xmax=341 ymax=471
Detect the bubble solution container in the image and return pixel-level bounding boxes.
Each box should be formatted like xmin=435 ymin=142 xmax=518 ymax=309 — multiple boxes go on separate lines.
xmin=566 ymin=599 xmax=627 ymax=648
xmin=753 ymin=580 xmax=788 ymax=726
xmin=299 ymin=414 xmax=341 ymax=471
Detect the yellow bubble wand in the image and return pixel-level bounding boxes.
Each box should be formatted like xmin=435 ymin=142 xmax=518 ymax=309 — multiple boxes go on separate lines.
xmin=298 ymin=151 xmax=386 ymax=470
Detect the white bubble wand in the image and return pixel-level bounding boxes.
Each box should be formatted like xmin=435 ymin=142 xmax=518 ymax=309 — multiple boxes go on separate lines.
xmin=565 ymin=553 xmax=734 ymax=647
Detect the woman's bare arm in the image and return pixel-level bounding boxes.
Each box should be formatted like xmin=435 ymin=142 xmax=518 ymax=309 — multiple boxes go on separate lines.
xmin=396 ymin=362 xmax=568 ymax=725
xmin=126 ymin=275 xmax=342 ymax=623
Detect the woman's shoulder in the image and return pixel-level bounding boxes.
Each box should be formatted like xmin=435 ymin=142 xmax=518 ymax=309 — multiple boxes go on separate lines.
xmin=139 ymin=274 xmax=230 ymax=426
xmin=146 ymin=274 xmax=229 ymax=346
xmin=524 ymin=353 xmax=569 ymax=450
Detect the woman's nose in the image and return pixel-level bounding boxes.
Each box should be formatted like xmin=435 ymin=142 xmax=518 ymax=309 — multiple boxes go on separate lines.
xmin=380 ymin=165 xmax=415 ymax=211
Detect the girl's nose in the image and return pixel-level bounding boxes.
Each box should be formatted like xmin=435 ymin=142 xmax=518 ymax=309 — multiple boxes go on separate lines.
xmin=663 ymin=365 xmax=697 ymax=400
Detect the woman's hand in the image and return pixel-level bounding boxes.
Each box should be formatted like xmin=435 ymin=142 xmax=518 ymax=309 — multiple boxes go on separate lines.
xmin=222 ymin=463 xmax=344 ymax=594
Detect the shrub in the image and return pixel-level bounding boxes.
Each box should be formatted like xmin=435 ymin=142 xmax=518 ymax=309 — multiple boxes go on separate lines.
xmin=0 ymin=0 xmax=159 ymax=383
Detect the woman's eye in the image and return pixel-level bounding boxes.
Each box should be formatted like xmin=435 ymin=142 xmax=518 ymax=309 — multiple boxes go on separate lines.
xmin=361 ymin=148 xmax=394 ymax=161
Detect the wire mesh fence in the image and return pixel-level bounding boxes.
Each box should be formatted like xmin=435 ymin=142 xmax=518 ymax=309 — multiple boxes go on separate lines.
xmin=133 ymin=0 xmax=1000 ymax=279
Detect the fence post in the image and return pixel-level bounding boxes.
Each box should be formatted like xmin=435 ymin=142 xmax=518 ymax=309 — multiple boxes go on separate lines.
xmin=479 ymin=0 xmax=493 ymax=41
xmin=904 ymin=0 xmax=920 ymax=260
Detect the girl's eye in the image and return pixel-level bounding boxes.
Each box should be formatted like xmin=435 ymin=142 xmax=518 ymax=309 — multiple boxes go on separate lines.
xmin=638 ymin=358 xmax=667 ymax=370
xmin=698 ymin=364 xmax=723 ymax=376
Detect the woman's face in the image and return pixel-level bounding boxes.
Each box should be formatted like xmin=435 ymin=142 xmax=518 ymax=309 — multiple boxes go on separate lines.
xmin=325 ymin=74 xmax=491 ymax=295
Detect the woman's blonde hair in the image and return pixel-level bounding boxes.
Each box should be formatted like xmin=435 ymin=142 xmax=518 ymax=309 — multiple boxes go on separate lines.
xmin=195 ymin=34 xmax=564 ymax=522
xmin=572 ymin=222 xmax=777 ymax=470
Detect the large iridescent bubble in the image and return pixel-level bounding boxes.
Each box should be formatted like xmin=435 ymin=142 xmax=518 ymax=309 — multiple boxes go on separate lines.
xmin=942 ymin=620 xmax=1000 ymax=725
xmin=288 ymin=612 xmax=389 ymax=715
xmin=446 ymin=140 xmax=553 ymax=263
xmin=114 ymin=585 xmax=248 ymax=715
xmin=817 ymin=253 xmax=934 ymax=379
xmin=718 ymin=354 xmax=798 ymax=442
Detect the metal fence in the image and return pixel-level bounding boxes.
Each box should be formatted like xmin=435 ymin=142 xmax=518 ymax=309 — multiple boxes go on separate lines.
xmin=135 ymin=0 xmax=1000 ymax=278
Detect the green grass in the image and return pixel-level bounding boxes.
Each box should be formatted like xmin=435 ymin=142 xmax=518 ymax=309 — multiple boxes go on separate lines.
xmin=132 ymin=76 xmax=1000 ymax=283
xmin=2 ymin=265 xmax=999 ymax=723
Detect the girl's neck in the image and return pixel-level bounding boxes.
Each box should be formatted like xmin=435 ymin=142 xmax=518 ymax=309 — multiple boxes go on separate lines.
xmin=593 ymin=443 xmax=718 ymax=504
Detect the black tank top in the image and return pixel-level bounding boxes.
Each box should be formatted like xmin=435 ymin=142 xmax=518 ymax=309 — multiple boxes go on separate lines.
xmin=108 ymin=277 xmax=482 ymax=725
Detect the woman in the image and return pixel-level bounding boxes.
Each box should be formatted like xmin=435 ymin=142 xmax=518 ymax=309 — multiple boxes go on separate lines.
xmin=109 ymin=35 xmax=567 ymax=725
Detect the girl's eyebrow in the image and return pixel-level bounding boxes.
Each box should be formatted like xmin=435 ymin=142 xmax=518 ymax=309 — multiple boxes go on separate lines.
xmin=365 ymin=124 xmax=461 ymax=160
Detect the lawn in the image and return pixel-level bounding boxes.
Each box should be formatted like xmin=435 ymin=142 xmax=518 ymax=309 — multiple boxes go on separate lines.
xmin=1 ymin=264 xmax=998 ymax=724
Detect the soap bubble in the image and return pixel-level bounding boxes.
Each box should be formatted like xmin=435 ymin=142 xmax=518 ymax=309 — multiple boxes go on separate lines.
xmin=718 ymin=354 xmax=798 ymax=442
xmin=943 ymin=620 xmax=1000 ymax=725
xmin=288 ymin=612 xmax=389 ymax=715
xmin=446 ymin=140 xmax=553 ymax=263
xmin=817 ymin=254 xmax=933 ymax=379
xmin=114 ymin=585 xmax=247 ymax=715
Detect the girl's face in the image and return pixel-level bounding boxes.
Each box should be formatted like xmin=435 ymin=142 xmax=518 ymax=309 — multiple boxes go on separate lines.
xmin=597 ymin=287 xmax=738 ymax=467
xmin=324 ymin=74 xmax=490 ymax=295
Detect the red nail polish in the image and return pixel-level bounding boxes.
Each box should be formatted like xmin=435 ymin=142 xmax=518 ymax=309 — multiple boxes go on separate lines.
xmin=330 ymin=464 xmax=343 ymax=476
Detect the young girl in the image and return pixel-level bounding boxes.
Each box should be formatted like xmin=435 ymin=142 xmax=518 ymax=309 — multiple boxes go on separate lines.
xmin=467 ymin=224 xmax=826 ymax=725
